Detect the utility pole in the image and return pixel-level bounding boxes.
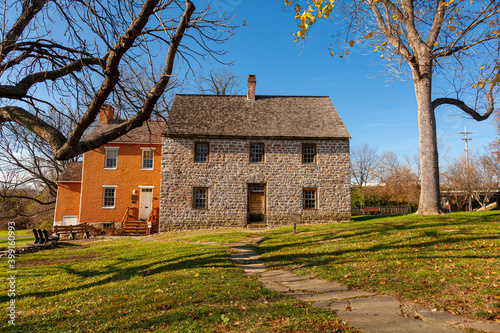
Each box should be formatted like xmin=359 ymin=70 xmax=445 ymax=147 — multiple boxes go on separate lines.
xmin=460 ymin=125 xmax=473 ymax=170
xmin=459 ymin=125 xmax=473 ymax=211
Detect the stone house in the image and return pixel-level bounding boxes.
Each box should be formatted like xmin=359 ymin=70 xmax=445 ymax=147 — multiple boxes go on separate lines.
xmin=160 ymin=75 xmax=351 ymax=232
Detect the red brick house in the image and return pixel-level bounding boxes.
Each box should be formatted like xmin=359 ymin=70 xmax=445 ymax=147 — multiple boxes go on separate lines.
xmin=54 ymin=106 xmax=164 ymax=235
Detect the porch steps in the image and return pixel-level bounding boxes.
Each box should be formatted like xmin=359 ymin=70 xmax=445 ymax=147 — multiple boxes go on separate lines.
xmin=121 ymin=221 xmax=148 ymax=236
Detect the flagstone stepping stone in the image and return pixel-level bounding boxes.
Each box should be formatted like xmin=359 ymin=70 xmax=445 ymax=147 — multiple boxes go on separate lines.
xmin=418 ymin=310 xmax=500 ymax=332
xmin=324 ymin=300 xmax=350 ymax=311
xmin=463 ymin=320 xmax=500 ymax=332
xmin=294 ymin=290 xmax=376 ymax=303
xmin=280 ymin=278 xmax=348 ymax=292
xmin=417 ymin=310 xmax=475 ymax=326
xmin=231 ymin=245 xmax=254 ymax=252
xmin=340 ymin=312 xmax=463 ymax=333
xmin=235 ymin=263 xmax=266 ymax=275
xmin=258 ymin=270 xmax=311 ymax=282
xmin=340 ymin=295 xmax=402 ymax=316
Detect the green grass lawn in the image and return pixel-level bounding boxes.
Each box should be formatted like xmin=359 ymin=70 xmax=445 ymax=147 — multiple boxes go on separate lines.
xmin=1 ymin=212 xmax=499 ymax=331
xmin=0 ymin=229 xmax=34 ymax=251
xmin=0 ymin=237 xmax=356 ymax=332
xmin=258 ymin=211 xmax=500 ymax=321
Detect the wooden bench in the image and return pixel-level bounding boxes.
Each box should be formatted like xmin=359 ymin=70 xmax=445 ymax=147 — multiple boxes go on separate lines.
xmin=53 ymin=224 xmax=90 ymax=240
xmin=361 ymin=207 xmax=382 ymax=215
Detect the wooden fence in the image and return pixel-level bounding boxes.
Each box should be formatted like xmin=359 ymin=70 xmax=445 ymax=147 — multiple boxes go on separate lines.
xmin=351 ymin=205 xmax=412 ymax=216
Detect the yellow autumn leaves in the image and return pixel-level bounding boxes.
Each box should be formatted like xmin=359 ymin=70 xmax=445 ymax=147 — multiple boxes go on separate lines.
xmin=284 ymin=0 xmax=335 ymax=40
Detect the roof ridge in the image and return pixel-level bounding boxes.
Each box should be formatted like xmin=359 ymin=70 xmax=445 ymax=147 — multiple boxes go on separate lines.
xmin=176 ymin=94 xmax=329 ymax=98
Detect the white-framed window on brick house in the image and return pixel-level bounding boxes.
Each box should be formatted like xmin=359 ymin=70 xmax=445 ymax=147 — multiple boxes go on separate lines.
xmin=141 ymin=148 xmax=154 ymax=170
xmin=193 ymin=187 xmax=208 ymax=209
xmin=250 ymin=143 xmax=264 ymax=163
xmin=104 ymin=147 xmax=119 ymax=169
xmin=102 ymin=185 xmax=117 ymax=209
xmin=302 ymin=143 xmax=316 ymax=163
xmin=195 ymin=142 xmax=209 ymax=162
xmin=303 ymin=188 xmax=317 ymax=210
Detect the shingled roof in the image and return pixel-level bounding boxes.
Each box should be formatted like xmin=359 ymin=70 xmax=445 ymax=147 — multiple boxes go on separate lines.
xmin=163 ymin=94 xmax=350 ymax=139
xmin=88 ymin=120 xmax=165 ymax=144
xmin=58 ymin=162 xmax=83 ymax=182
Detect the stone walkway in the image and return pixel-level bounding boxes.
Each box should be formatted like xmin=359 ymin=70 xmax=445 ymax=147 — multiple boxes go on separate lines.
xmin=226 ymin=238 xmax=500 ymax=333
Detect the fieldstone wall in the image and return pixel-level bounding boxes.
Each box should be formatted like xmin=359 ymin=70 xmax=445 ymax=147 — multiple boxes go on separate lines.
xmin=160 ymin=137 xmax=350 ymax=232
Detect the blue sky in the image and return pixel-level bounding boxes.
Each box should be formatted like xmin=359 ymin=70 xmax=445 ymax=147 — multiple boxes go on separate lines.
xmin=188 ymin=0 xmax=497 ymax=161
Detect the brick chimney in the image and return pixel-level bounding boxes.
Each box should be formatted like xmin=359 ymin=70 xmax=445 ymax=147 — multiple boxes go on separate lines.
xmin=99 ymin=104 xmax=115 ymax=123
xmin=247 ymin=74 xmax=256 ymax=101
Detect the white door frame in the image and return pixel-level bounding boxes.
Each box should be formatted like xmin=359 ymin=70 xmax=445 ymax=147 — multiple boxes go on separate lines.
xmin=138 ymin=187 xmax=154 ymax=220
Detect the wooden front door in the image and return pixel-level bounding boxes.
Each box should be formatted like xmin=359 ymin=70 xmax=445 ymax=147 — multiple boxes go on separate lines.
xmin=248 ymin=184 xmax=266 ymax=223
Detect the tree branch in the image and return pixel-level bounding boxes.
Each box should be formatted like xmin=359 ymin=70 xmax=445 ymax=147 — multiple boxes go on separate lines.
xmin=432 ymin=84 xmax=495 ymax=121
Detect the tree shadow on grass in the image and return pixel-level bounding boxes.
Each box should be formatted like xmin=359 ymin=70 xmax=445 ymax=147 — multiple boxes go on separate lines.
xmin=0 ymin=242 xmax=234 ymax=303
xmin=256 ymin=215 xmax=500 ymax=271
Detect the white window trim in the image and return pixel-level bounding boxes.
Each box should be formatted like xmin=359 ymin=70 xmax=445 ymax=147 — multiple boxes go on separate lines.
xmin=104 ymin=147 xmax=119 ymax=170
xmin=141 ymin=149 xmax=154 ymax=170
xmin=140 ymin=147 xmax=156 ymax=150
xmin=138 ymin=185 xmax=154 ymax=189
xmin=102 ymin=186 xmax=116 ymax=209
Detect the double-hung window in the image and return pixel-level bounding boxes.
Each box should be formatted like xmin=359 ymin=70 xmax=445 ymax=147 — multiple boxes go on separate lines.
xmin=195 ymin=142 xmax=209 ymax=162
xmin=302 ymin=143 xmax=316 ymax=163
xmin=303 ymin=188 xmax=317 ymax=210
xmin=193 ymin=187 xmax=208 ymax=209
xmin=104 ymin=147 xmax=118 ymax=169
xmin=250 ymin=143 xmax=264 ymax=163
xmin=142 ymin=149 xmax=154 ymax=170
xmin=102 ymin=186 xmax=116 ymax=209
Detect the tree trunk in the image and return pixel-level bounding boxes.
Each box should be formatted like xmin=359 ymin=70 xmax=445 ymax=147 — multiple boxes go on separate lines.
xmin=413 ymin=62 xmax=442 ymax=215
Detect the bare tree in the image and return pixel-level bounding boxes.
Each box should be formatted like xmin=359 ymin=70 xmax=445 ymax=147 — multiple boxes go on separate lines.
xmin=192 ymin=67 xmax=243 ymax=95
xmin=380 ymin=150 xmax=420 ymax=205
xmin=443 ymin=152 xmax=500 ymax=211
xmin=0 ymin=113 xmax=78 ymax=206
xmin=351 ymin=143 xmax=380 ymax=186
xmin=285 ymin=0 xmax=499 ymax=215
xmin=0 ymin=0 xmax=240 ymax=160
